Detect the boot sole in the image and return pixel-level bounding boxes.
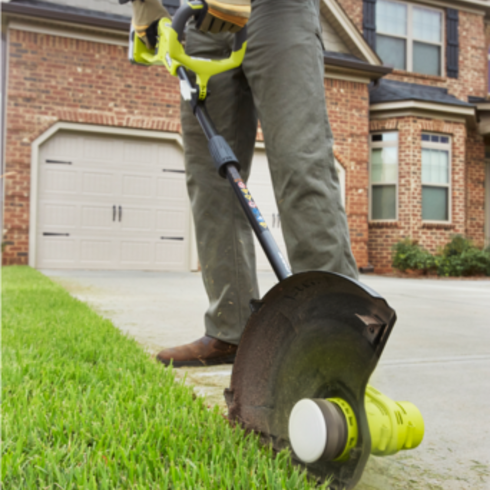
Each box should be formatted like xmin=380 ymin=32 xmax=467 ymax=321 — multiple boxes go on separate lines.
xmin=157 ymin=353 xmax=236 ymax=368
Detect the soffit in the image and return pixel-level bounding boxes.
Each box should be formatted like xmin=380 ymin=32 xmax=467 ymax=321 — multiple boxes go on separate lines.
xmin=320 ymin=0 xmax=382 ymax=65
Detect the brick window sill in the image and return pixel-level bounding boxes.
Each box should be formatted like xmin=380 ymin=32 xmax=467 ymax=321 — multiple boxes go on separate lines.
xmin=421 ymin=222 xmax=454 ymax=230
xmin=368 ymin=221 xmax=400 ymax=229
xmin=390 ymin=70 xmax=447 ymax=84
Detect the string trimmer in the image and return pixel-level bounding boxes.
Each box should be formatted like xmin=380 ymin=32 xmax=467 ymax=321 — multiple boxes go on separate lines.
xmin=128 ymin=2 xmax=425 ymax=488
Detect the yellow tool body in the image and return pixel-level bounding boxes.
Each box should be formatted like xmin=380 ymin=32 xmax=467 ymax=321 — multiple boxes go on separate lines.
xmin=129 ymin=2 xmax=247 ymax=100
xmin=329 ymin=385 xmax=424 ymax=459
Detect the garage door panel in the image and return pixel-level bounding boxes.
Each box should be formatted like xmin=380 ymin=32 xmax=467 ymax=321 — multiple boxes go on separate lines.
xmin=122 ymin=174 xmax=153 ymax=198
xmin=81 ymin=205 xmax=114 ymax=229
xmin=156 ymin=209 xmax=186 ymax=234
xmin=38 ymin=131 xmax=191 ymax=271
xmin=82 ymin=172 xmax=116 ymax=196
xmin=120 ymin=240 xmax=152 ymax=262
xmin=43 ymin=133 xmax=82 ymax=158
xmin=157 ymin=144 xmax=184 ymax=168
xmin=83 ymin=136 xmax=119 ymax=162
xmin=41 ymin=202 xmax=78 ymax=228
xmin=156 ymin=176 xmax=186 ymax=200
xmin=120 ymin=207 xmax=153 ymax=231
xmin=38 ymin=236 xmax=77 ymax=263
xmin=43 ymin=167 xmax=78 ymax=194
xmin=123 ymin=140 xmax=158 ymax=165
xmin=155 ymin=240 xmax=185 ymax=269
xmin=80 ymin=239 xmax=115 ymax=263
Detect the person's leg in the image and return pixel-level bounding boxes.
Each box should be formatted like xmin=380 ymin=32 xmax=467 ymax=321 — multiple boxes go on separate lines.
xmin=180 ymin=26 xmax=259 ymax=346
xmin=243 ymin=0 xmax=358 ymax=279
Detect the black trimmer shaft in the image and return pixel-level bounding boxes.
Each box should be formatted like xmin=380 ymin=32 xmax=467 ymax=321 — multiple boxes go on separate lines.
xmin=177 ymin=66 xmax=292 ymax=282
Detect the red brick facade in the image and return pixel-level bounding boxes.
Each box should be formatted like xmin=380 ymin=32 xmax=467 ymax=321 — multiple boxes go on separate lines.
xmin=368 ymin=117 xmax=468 ymax=271
xmin=3 ymin=28 xmax=373 ymax=268
xmin=334 ymin=0 xmax=488 ymax=271
xmin=3 ymin=29 xmax=181 ymax=265
xmin=326 ymin=79 xmax=370 ymax=267
xmin=3 ymin=0 xmax=489 ymax=272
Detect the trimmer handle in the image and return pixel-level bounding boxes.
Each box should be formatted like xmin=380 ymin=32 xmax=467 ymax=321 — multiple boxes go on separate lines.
xmin=172 ymin=1 xmax=247 ymax=51
xmin=129 ymin=0 xmax=247 ymax=101
xmin=167 ymin=0 xmax=247 ymax=99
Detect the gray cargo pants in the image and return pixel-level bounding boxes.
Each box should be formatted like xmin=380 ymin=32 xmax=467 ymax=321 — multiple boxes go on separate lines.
xmin=181 ymin=0 xmax=358 ymax=345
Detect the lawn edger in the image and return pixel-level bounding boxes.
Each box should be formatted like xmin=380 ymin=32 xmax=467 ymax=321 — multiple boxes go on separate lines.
xmin=128 ymin=2 xmax=425 ymax=488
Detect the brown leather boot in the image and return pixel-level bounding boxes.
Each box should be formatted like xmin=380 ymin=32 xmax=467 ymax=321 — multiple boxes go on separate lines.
xmin=156 ymin=336 xmax=238 ymax=367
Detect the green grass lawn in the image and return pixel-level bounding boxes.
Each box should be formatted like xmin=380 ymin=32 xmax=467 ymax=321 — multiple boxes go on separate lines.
xmin=2 ymin=266 xmax=327 ymax=489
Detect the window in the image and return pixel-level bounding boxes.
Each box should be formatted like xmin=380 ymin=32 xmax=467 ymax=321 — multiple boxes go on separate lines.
xmin=370 ymin=132 xmax=398 ymax=220
xmin=421 ymin=134 xmax=451 ymax=221
xmin=376 ymin=0 xmax=443 ymax=76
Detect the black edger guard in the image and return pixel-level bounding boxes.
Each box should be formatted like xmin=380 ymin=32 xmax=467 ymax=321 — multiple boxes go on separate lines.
xmin=225 ymin=271 xmax=397 ymax=490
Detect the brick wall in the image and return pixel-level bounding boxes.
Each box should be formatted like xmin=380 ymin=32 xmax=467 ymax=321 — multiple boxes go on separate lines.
xmin=337 ymin=0 xmax=363 ymax=32
xmin=465 ymin=130 xmax=486 ymax=245
xmin=3 ymin=29 xmax=181 ymax=265
xmin=3 ymin=29 xmax=371 ymax=269
xmin=336 ymin=1 xmax=487 ymax=100
xmin=325 ymin=78 xmax=370 ymax=268
xmin=384 ymin=10 xmax=487 ymax=101
xmin=368 ymin=117 xmax=467 ymax=272
xmin=334 ymin=1 xmax=488 ymax=271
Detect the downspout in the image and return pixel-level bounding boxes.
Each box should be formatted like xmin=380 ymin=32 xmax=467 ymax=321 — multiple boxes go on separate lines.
xmin=0 ymin=17 xmax=9 ymax=245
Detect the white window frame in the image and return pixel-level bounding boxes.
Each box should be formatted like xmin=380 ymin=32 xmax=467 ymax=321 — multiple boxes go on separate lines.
xmin=369 ymin=132 xmax=399 ymax=222
xmin=376 ymin=0 xmax=445 ymax=76
xmin=421 ymin=133 xmax=452 ymax=223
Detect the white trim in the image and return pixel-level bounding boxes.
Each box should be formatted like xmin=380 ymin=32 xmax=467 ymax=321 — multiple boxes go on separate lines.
xmin=376 ymin=0 xmax=445 ymax=76
xmin=370 ymin=109 xmax=467 ymax=124
xmin=485 ymin=159 xmax=490 ymax=247
xmin=370 ymin=100 xmax=475 ymax=123
xmin=421 ymin=132 xmax=452 ymax=223
xmin=8 ymin=19 xmax=128 ymax=46
xmin=28 ymin=122 xmax=198 ymax=269
xmin=334 ymin=158 xmax=346 ymax=207
xmin=325 ymin=71 xmax=371 ymax=84
xmin=369 ymin=131 xmax=399 ymax=221
xmin=479 ymin=118 xmax=490 ymax=135
xmin=409 ymin=0 xmax=486 ymax=16
xmin=321 ymin=0 xmax=381 ymax=65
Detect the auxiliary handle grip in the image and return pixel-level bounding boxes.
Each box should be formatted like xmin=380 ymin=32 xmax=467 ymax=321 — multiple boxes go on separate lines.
xmin=129 ymin=0 xmax=247 ymax=100
xmin=167 ymin=1 xmax=247 ymax=99
xmin=171 ymin=1 xmax=247 ymax=52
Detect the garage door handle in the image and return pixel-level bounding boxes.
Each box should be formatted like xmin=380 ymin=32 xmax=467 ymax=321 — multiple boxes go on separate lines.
xmin=118 ymin=205 xmax=122 ymax=222
xmin=113 ymin=205 xmax=116 ymax=221
xmin=272 ymin=214 xmax=275 ymax=228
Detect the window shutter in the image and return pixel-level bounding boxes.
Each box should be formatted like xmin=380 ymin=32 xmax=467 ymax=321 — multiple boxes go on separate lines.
xmin=363 ymin=0 xmax=376 ymax=50
xmin=446 ymin=8 xmax=459 ymax=78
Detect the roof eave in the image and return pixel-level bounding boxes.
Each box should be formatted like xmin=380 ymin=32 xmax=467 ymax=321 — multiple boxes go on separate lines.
xmin=370 ymin=99 xmax=476 ymax=126
xmin=1 ymin=2 xmax=130 ymax=31
xmin=320 ymin=0 xmax=382 ymax=66
xmin=324 ymin=54 xmax=392 ymax=80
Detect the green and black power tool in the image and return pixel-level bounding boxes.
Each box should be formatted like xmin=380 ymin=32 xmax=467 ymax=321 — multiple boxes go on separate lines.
xmin=129 ymin=2 xmax=425 ymax=488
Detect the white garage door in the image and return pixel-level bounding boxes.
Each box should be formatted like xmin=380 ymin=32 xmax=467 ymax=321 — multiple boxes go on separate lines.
xmin=248 ymin=150 xmax=288 ymax=271
xmin=37 ymin=132 xmax=191 ymax=271
xmin=248 ymin=150 xmax=346 ymax=272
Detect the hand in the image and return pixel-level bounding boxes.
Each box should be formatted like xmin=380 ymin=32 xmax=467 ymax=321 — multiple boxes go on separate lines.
xmin=196 ymin=0 xmax=251 ymax=34
xmin=124 ymin=0 xmax=171 ymax=49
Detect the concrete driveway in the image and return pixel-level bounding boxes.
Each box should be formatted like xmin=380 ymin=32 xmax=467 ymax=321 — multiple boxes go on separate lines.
xmin=43 ymin=269 xmax=490 ymax=490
